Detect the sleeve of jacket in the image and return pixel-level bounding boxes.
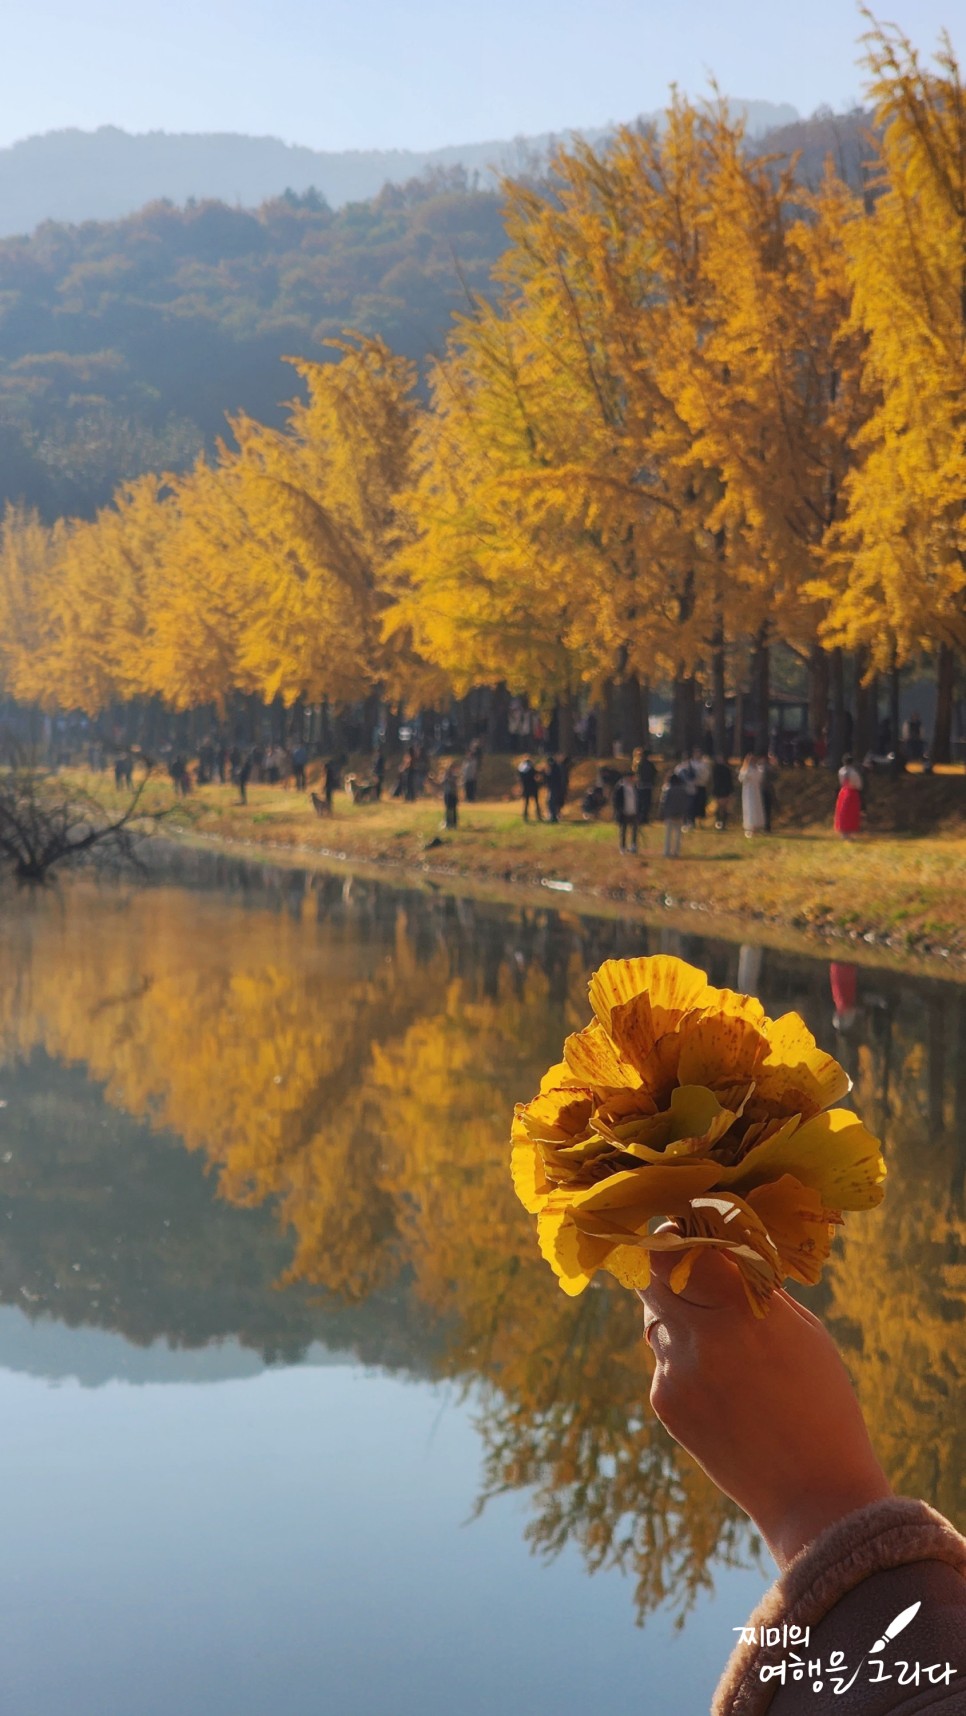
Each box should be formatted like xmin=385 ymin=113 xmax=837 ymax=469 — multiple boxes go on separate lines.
xmin=713 ymin=1498 xmax=966 ymax=1715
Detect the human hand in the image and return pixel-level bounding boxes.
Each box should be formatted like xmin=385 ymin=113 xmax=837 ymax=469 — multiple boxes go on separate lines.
xmin=638 ymin=1250 xmax=891 ymax=1570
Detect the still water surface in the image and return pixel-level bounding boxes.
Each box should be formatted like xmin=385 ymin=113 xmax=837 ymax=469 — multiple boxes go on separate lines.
xmin=0 ymin=858 xmax=964 ymax=1715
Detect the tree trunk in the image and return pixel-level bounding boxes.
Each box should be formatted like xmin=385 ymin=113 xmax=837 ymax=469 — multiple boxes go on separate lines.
xmin=933 ymin=643 xmax=955 ymax=764
xmin=144 ymin=696 xmax=163 ymax=753
xmin=621 ymin=672 xmax=645 ymax=754
xmin=808 ymin=644 xmax=829 ymax=752
xmin=671 ymin=671 xmax=698 ymax=756
xmin=732 ymin=676 xmax=745 ymax=760
xmin=383 ymin=703 xmax=401 ymax=750
xmin=596 ymin=677 xmax=615 ymax=759
xmin=854 ymin=647 xmax=877 ymax=760
xmin=711 ymin=627 xmax=727 ymax=758
xmin=320 ymin=699 xmax=333 ymax=752
xmin=889 ymin=659 xmax=902 ymax=770
xmin=486 ymin=683 xmax=511 ymax=752
xmin=829 ymin=648 xmax=846 ymax=769
xmin=750 ymin=626 xmax=770 ymax=751
xmin=556 ymin=694 xmax=575 ymax=756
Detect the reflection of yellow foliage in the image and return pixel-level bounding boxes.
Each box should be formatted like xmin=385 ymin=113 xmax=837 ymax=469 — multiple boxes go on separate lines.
xmin=0 ymin=879 xmax=756 ymax=1617
xmin=826 ymin=1003 xmax=966 ymax=1522
xmin=0 ymin=883 xmax=443 ymax=1298
xmin=513 ymin=956 xmax=884 ymax=1311
xmin=3 ymin=882 xmax=963 ymax=1603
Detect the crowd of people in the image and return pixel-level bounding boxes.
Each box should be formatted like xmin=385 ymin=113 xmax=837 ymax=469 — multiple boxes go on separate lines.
xmin=94 ymin=725 xmax=885 ymax=850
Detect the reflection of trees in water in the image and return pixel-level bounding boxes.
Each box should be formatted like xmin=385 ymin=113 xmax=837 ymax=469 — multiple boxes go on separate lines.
xmin=823 ymin=985 xmax=966 ymax=1525
xmin=0 ymin=868 xmax=963 ymax=1610
xmin=470 ymin=1291 xmax=755 ymax=1625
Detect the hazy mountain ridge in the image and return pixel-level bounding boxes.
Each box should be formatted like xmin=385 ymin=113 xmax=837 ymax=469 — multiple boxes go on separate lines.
xmin=0 ymin=105 xmax=870 ymax=522
xmin=0 ymin=101 xmax=799 ymax=238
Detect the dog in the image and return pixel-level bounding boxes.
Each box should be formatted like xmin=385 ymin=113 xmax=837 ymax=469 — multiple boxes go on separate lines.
xmin=344 ymin=772 xmax=377 ymax=804
xmin=310 ymin=791 xmax=331 ymax=817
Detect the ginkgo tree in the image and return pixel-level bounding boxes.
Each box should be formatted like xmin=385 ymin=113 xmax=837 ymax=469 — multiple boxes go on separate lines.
xmin=827 ymin=18 xmax=966 ymax=759
xmin=0 ymin=31 xmax=962 ymax=758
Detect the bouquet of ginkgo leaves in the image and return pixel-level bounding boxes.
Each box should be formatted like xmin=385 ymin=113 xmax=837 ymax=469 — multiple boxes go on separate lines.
xmin=511 ymin=956 xmax=885 ymax=1314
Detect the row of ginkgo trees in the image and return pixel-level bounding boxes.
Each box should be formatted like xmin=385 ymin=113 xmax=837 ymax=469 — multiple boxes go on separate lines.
xmin=0 ymin=19 xmax=964 ymax=759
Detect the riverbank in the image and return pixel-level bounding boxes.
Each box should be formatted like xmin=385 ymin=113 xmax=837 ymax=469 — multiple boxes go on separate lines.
xmin=138 ymin=773 xmax=966 ymax=976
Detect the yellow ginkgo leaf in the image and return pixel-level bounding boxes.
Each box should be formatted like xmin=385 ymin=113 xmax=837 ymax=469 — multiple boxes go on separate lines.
xmin=510 ymin=954 xmax=885 ymax=1312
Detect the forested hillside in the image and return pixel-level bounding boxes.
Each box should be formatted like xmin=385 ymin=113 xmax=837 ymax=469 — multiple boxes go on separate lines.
xmin=0 ymin=173 xmax=507 ymax=517
xmin=0 ymin=109 xmax=871 ymax=523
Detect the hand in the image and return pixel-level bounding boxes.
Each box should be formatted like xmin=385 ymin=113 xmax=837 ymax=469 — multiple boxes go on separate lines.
xmin=638 ymin=1250 xmax=892 ymax=1569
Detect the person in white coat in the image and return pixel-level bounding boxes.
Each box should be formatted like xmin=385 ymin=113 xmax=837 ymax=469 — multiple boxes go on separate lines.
xmin=738 ymin=754 xmax=767 ymax=837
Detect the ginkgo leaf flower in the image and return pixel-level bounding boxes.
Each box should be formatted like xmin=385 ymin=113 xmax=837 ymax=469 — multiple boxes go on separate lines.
xmin=510 ymin=955 xmax=885 ymax=1314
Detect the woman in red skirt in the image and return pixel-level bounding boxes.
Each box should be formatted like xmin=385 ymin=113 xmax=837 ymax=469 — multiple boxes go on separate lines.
xmin=834 ymin=753 xmax=863 ymax=838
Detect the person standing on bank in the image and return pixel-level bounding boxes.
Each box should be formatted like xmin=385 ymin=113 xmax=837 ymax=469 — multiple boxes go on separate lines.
xmin=633 ymin=748 xmax=657 ymax=825
xmin=372 ymin=746 xmax=385 ymax=801
xmin=612 ymin=769 xmax=640 ymax=853
xmin=547 ymin=754 xmax=566 ymax=824
xmin=660 ymin=769 xmax=690 ymax=858
xmin=517 ymin=755 xmax=543 ymax=821
xmin=712 ymin=755 xmax=734 ymax=829
xmin=323 ymin=756 xmax=339 ymax=814
xmin=739 ymin=754 xmax=767 ymax=838
xmin=835 ymin=753 xmax=863 ymax=839
xmin=441 ymin=762 xmax=459 ymax=829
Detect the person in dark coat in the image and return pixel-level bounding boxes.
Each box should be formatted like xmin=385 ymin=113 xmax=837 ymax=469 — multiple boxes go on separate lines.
xmin=323 ymin=757 xmax=340 ymax=813
xmin=660 ymin=770 xmax=690 ymax=858
xmin=611 ymin=771 xmax=640 ymax=853
xmin=632 ymin=748 xmax=657 ymax=824
xmin=292 ymin=743 xmax=308 ymax=792
xmin=441 ymin=763 xmax=459 ymax=829
xmin=712 ymin=756 xmax=735 ymax=829
xmin=372 ymin=747 xmax=386 ymax=801
xmin=546 ymin=755 xmax=566 ymax=823
xmin=517 ymin=756 xmax=543 ymax=821
xmin=237 ymin=754 xmax=253 ymax=805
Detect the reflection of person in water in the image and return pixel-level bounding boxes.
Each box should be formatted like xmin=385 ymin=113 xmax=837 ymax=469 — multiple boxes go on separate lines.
xmin=737 ymin=943 xmax=763 ymax=996
xmin=639 ymin=1250 xmax=966 ymax=1711
xmin=830 ymin=959 xmax=859 ymax=1033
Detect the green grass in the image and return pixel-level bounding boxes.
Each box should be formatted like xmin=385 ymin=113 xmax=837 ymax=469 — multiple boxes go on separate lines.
xmin=63 ymin=767 xmax=966 ymax=973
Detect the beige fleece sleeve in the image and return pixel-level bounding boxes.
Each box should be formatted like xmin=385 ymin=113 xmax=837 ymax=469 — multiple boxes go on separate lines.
xmin=712 ymin=1498 xmax=966 ymax=1715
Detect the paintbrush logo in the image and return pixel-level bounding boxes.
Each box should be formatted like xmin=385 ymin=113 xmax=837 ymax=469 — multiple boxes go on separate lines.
xmin=869 ymin=1602 xmax=922 ymax=1654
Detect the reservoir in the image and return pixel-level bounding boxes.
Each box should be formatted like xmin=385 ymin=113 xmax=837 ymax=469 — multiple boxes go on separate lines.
xmin=1 ymin=860 xmax=963 ymax=1715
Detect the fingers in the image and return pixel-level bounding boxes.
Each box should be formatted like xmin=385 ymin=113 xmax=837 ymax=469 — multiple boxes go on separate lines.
xmin=643 ymin=1244 xmax=751 ymax=1312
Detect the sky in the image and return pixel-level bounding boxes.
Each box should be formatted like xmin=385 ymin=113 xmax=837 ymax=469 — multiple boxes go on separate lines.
xmin=4 ymin=0 xmax=963 ymax=152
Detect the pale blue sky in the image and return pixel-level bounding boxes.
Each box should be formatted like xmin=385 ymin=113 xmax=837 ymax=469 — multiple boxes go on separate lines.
xmin=5 ymin=0 xmax=963 ymax=151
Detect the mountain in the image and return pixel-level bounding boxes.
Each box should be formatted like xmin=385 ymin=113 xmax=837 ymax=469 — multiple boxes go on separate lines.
xmin=0 ymin=103 xmax=799 ymax=238
xmin=0 ymin=172 xmax=509 ymax=518
xmin=0 ymin=105 xmax=872 ymax=524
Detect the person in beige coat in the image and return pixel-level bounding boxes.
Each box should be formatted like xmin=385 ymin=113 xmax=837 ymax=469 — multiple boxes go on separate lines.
xmin=638 ymin=1250 xmax=966 ymax=1712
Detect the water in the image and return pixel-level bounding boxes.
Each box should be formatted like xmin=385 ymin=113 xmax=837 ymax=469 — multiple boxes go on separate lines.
xmin=0 ymin=859 xmax=963 ymax=1715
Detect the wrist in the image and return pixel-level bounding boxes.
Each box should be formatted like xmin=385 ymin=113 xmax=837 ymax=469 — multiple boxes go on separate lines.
xmin=759 ymin=1468 xmax=893 ymax=1570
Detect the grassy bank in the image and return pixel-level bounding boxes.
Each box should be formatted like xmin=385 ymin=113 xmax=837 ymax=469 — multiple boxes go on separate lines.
xmin=94 ymin=760 xmax=966 ymax=975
